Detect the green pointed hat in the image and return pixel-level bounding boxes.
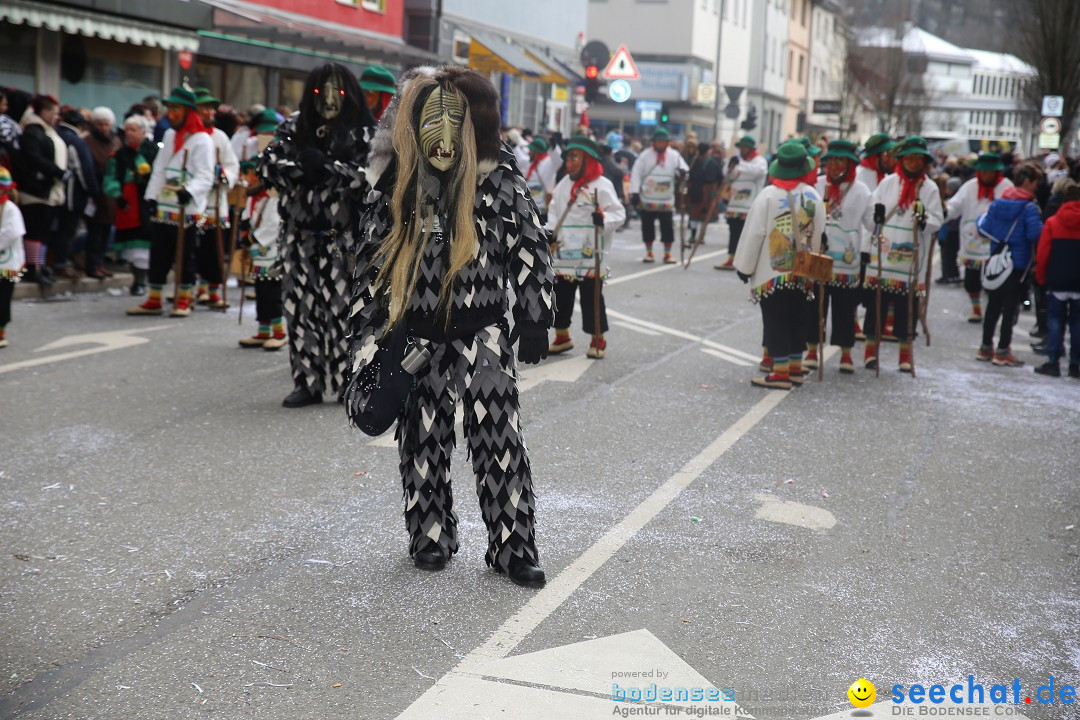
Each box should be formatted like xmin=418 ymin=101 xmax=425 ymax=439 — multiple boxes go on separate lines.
xmin=821 ymin=139 xmax=860 ymax=163
xmin=565 ymin=135 xmax=600 ymax=161
xmin=194 ymin=87 xmax=221 ymax=107
xmin=163 ymin=86 xmax=198 ymax=110
xmin=735 ymin=135 xmax=756 ymax=149
xmin=769 ymin=142 xmax=812 ymax=180
xmin=359 ymin=65 xmax=397 ymax=95
xmin=973 ymin=152 xmax=1005 ymax=171
xmin=895 ymin=135 xmax=933 ymax=158
xmin=862 ymin=132 xmax=897 ymax=157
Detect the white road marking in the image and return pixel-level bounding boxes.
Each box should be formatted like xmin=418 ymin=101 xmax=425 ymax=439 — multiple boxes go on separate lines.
xmin=753 ymin=493 xmax=837 ymax=531
xmin=701 ymin=347 xmax=755 ymax=367
xmin=398 ymin=629 xmax=752 ymax=718
xmin=607 ymin=250 xmax=727 ymax=285
xmin=0 ymin=326 xmax=174 ymax=375
xmin=611 ymin=320 xmax=661 ymax=336
xmin=396 ymin=389 xmax=791 ymax=720
xmin=809 ymin=699 xmax=1029 ymax=719
xmin=607 ymin=309 xmax=760 ymax=362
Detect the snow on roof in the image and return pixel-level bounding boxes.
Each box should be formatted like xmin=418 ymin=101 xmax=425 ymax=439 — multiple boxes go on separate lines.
xmin=965 ymin=48 xmax=1035 ymax=77
xmin=857 ymin=24 xmax=974 ymax=64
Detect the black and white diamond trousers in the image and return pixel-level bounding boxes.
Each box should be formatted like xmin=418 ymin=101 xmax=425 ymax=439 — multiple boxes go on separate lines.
xmin=282 ymin=230 xmax=351 ymax=396
xmin=396 ymin=324 xmax=538 ymax=572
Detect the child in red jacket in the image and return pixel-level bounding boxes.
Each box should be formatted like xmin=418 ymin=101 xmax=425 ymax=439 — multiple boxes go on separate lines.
xmin=1033 ymin=182 xmax=1080 ymax=378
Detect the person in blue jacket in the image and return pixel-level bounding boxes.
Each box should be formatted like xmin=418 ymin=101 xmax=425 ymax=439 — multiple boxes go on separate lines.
xmin=974 ymin=162 xmax=1044 ymax=366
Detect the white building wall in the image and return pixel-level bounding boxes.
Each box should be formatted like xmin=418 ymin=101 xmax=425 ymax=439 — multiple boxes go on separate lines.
xmin=715 ymin=0 xmax=754 ymax=150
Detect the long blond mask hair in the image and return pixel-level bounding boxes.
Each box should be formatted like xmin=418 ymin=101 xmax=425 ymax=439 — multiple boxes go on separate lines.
xmin=373 ymin=75 xmax=479 ymax=330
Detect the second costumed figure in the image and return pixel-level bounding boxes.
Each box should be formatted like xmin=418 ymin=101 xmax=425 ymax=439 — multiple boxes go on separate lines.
xmin=345 ymin=66 xmax=554 ymax=587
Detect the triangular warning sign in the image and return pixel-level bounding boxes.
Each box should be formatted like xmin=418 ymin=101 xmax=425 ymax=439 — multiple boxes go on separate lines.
xmin=603 ymin=44 xmax=640 ymax=80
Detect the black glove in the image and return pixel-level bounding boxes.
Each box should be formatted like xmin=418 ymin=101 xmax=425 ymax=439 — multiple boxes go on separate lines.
xmin=728 ymin=157 xmax=740 ymax=170
xmin=860 ymin=251 xmax=871 ymax=267
xmin=114 ymin=197 xmax=129 ymax=211
xmin=591 ymin=210 xmax=604 ymax=228
xmin=299 ymin=148 xmax=326 ymax=178
xmin=630 ymin=193 xmax=641 ymax=208
xmin=246 ymin=183 xmax=263 ymax=197
xmin=176 ymin=188 xmax=192 ymax=206
xmin=147 ymin=200 xmax=158 ymax=216
xmin=516 ymin=324 xmax=549 ymax=365
xmin=873 ymin=203 xmax=886 ymax=225
xmin=737 ymin=271 xmax=750 ymax=284
xmin=820 ymin=233 xmax=829 ymax=253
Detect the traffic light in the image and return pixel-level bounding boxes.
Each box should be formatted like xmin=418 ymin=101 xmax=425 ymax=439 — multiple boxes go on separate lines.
xmin=740 ymin=104 xmax=758 ymax=131
xmin=584 ymin=64 xmax=602 ymax=103
xmin=659 ymin=103 xmax=670 ymax=124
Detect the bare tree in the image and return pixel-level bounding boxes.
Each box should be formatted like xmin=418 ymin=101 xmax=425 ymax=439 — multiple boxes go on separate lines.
xmin=1013 ymin=0 xmax=1080 ymax=142
xmin=848 ymin=31 xmax=936 ymax=135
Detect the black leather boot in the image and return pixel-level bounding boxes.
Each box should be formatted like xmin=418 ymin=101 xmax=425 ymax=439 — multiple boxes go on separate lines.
xmin=282 ymin=385 xmax=323 ymax=408
xmin=413 ymin=541 xmax=447 ymax=571
xmin=507 ymin=556 xmax=546 ymax=588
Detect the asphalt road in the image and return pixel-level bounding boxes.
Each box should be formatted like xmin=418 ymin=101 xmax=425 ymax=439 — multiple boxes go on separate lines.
xmin=1 ymin=218 xmax=1078 ymax=720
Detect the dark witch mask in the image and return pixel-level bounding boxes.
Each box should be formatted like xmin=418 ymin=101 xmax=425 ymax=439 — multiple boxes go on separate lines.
xmin=418 ymin=84 xmax=466 ymax=173
xmin=315 ymin=76 xmax=344 ymax=120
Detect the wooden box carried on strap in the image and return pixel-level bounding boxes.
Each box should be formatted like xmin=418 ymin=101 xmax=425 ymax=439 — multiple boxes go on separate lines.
xmin=792 ymin=250 xmax=833 ymax=283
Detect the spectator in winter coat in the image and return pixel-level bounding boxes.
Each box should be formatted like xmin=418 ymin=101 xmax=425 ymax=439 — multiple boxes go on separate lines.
xmin=53 ymin=107 xmax=100 ymax=277
xmin=1033 ymin=180 xmax=1080 ymax=378
xmin=16 ymin=94 xmax=68 ymax=286
xmin=973 ymin=163 xmax=1044 ymax=366
xmin=83 ymin=107 xmax=120 ymax=279
xmin=685 ymin=142 xmax=723 ymax=247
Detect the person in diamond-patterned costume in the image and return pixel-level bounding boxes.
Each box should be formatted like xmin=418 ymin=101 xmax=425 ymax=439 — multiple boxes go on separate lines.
xmin=345 ymin=66 xmax=554 ymax=588
xmin=259 ymin=63 xmax=375 ymax=408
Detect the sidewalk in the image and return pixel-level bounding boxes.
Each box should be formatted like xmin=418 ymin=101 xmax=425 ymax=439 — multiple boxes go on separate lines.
xmin=14 ymin=272 xmax=135 ymax=299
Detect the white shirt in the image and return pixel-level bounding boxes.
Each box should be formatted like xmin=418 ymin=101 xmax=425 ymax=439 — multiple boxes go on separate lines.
xmin=629 ymin=147 xmax=689 ymax=211
xmin=545 ymin=174 xmax=625 ymax=278
xmin=946 ymin=175 xmax=1013 ymax=266
xmin=145 ymin=129 xmax=216 ymax=217
xmin=725 ymin=152 xmax=769 ymax=217
xmin=0 ymin=200 xmax=27 ymax=276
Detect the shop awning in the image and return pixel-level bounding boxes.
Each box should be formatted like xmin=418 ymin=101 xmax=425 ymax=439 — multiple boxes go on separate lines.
xmin=467 ymin=31 xmax=548 ymax=79
xmin=199 ymin=0 xmax=440 ymax=68
xmin=523 ymin=50 xmax=572 ymax=84
xmin=0 ymin=0 xmax=199 ymax=51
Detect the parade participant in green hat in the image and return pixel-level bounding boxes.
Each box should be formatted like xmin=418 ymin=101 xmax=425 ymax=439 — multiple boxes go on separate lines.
xmin=857 ymin=132 xmax=898 ymax=191
xmin=946 ymin=148 xmax=1014 ymax=323
xmin=717 ymin=134 xmax=769 ymax=270
xmin=236 ymin=155 xmax=286 ymax=351
xmin=192 ymin=86 xmax=239 ymax=309
xmin=732 ymin=141 xmax=826 ymax=389
xmin=809 ymin=138 xmax=876 ymax=375
xmin=545 ymin=134 xmax=624 ymax=358
xmin=524 ymin=135 xmax=556 ymax=216
xmin=863 ymin=135 xmax=944 ymax=373
xmin=360 ymin=65 xmax=396 ymax=120
xmin=128 ymin=85 xmax=216 ymax=318
xmin=629 ymin=126 xmax=688 ymax=263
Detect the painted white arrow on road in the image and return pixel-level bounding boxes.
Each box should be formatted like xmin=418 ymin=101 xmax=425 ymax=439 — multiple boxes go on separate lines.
xmin=0 ymin=325 xmax=173 ymax=375
xmin=397 ymin=629 xmax=754 ymax=719
xmin=368 ymin=354 xmax=596 ymax=447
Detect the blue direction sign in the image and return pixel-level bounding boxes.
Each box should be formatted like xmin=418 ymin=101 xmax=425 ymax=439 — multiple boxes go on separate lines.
xmin=635 ymin=100 xmax=662 ymax=113
xmin=608 ymin=79 xmax=632 ymax=103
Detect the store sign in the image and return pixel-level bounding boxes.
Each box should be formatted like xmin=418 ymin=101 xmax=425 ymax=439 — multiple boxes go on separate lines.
xmin=178 ymin=50 xmax=194 ymax=70
xmin=812 ymin=99 xmax=841 ymax=114
xmin=623 ymin=62 xmax=693 ymax=102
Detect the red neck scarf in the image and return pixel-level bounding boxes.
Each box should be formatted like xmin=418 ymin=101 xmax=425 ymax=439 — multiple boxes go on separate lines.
xmin=771 ymin=177 xmax=803 ymax=191
xmin=374 ymin=93 xmax=392 ymax=120
xmin=977 ymin=172 xmax=1003 ymax=201
xmin=898 ymin=171 xmax=924 ymax=211
xmin=654 ymin=145 xmax=667 ymax=167
xmin=173 ymin=110 xmax=208 ymax=154
xmin=861 ymin=156 xmax=889 ymax=184
xmin=741 ymin=149 xmax=760 ymax=163
xmin=247 ymin=189 xmax=268 ymax=217
xmin=1002 ymin=186 xmax=1034 ymax=201
xmin=800 ymin=161 xmax=819 ymax=188
xmin=570 ymin=157 xmax=604 ymax=202
xmin=526 ymin=153 xmax=548 ymax=180
xmin=827 ymin=164 xmax=857 ymax=206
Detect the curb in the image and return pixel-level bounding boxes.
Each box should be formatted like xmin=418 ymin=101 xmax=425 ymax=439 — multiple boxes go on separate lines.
xmin=14 ymin=273 xmax=136 ymax=300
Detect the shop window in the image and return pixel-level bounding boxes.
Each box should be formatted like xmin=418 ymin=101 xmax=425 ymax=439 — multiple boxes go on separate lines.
xmin=225 ymin=63 xmax=267 ymax=116
xmin=279 ymin=73 xmax=306 ymax=118
xmin=0 ymin=24 xmax=38 ymax=94
xmin=59 ymin=35 xmax=163 ymax=119
xmin=361 ymin=0 xmax=387 ymax=11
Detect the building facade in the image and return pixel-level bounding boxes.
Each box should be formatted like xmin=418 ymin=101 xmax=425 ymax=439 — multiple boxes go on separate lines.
xmin=746 ymin=0 xmax=789 ymax=153
xmin=582 ymin=0 xmax=722 ymax=143
xmin=405 ymin=0 xmax=586 ymax=134
xmin=783 ymin=0 xmax=811 ymax=138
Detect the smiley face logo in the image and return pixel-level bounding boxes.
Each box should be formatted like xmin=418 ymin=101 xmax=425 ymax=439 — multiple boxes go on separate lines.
xmin=848 ymin=678 xmax=876 ymax=708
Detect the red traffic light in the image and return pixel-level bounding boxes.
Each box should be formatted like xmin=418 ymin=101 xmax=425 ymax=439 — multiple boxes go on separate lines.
xmin=585 ymin=65 xmax=599 ymax=79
